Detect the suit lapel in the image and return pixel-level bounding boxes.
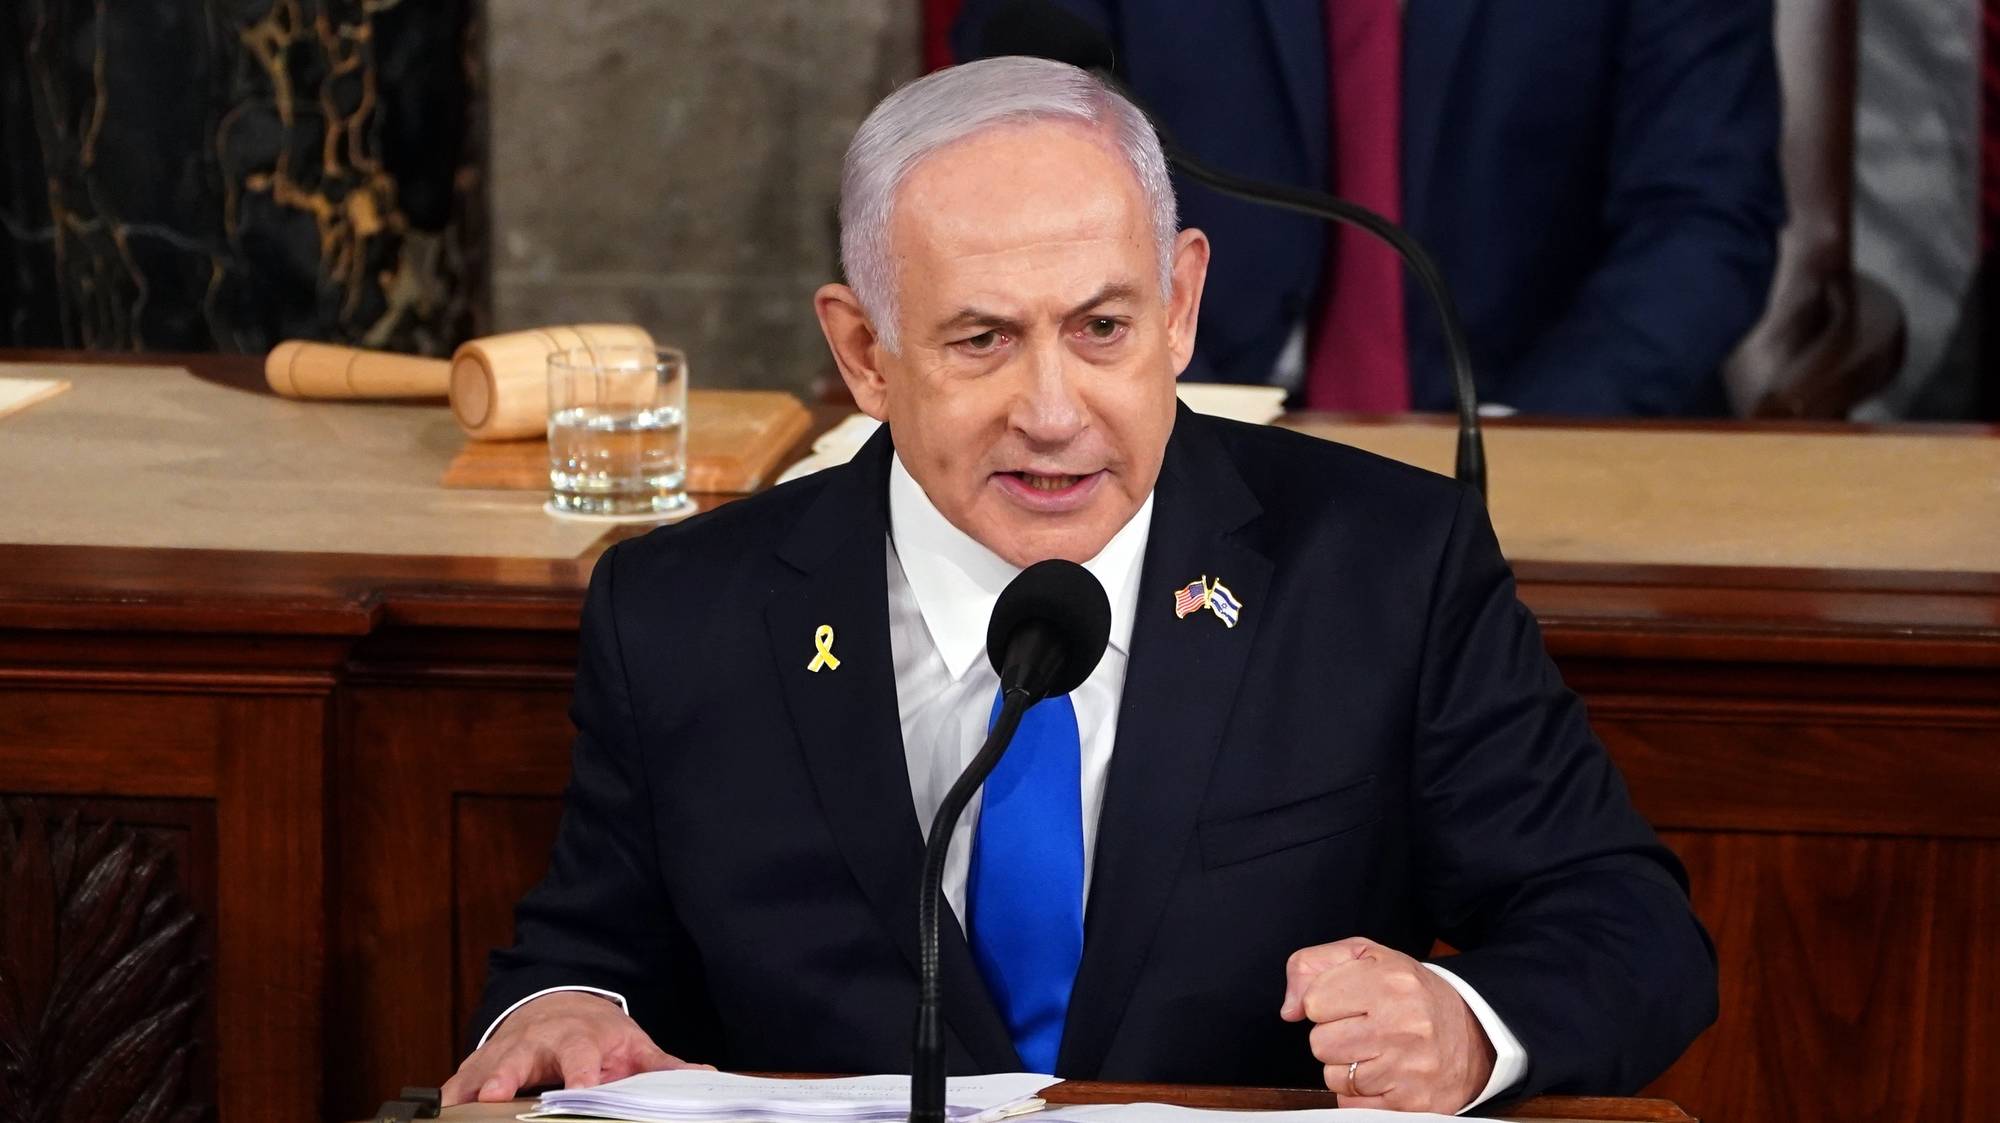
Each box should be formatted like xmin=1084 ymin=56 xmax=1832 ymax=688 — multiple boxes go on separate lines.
xmin=766 ymin=429 xmax=1020 ymax=1073
xmin=1401 ymin=0 xmax=1480 ymax=232
xmin=1256 ymin=0 xmax=1330 ymax=181
xmin=1058 ymin=411 xmax=1274 ymax=1076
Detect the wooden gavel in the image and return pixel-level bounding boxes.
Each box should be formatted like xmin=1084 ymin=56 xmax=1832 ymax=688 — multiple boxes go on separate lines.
xmin=264 ymin=323 xmax=657 ymax=440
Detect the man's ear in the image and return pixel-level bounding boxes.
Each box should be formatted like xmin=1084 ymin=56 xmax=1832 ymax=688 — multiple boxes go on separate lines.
xmin=1165 ymin=228 xmax=1211 ymax=377
xmin=814 ymin=283 xmax=891 ymax=420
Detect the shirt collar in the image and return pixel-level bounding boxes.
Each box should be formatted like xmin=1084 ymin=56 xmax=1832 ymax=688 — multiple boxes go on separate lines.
xmin=888 ymin=453 xmax=1153 ymax=683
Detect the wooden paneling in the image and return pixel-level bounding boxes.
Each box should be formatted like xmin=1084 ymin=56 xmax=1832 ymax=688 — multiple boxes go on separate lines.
xmin=452 ymin=795 xmax=565 ymax=1041
xmin=213 ymin=694 xmax=328 ymax=1123
xmin=327 ymin=681 xmax=572 ymax=1122
xmin=1647 ymin=832 xmax=2000 ymax=1123
xmin=0 ymin=689 xmax=224 ymax=796
xmin=329 ymin=687 xmax=462 ymax=1121
xmin=1579 ymin=680 xmax=2000 ymax=1122
xmin=1590 ymin=703 xmax=2000 ymax=837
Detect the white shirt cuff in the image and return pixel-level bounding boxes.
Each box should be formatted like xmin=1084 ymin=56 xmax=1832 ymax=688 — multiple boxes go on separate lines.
xmin=476 ymin=985 xmax=629 ymax=1049
xmin=1420 ymin=962 xmax=1529 ymax=1113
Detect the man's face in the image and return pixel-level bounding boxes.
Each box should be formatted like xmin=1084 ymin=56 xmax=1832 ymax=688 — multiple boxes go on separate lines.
xmin=826 ymin=120 xmax=1207 ymax=567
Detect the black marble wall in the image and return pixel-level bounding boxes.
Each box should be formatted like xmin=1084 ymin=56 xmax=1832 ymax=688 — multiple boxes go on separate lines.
xmin=0 ymin=0 xmax=486 ymax=355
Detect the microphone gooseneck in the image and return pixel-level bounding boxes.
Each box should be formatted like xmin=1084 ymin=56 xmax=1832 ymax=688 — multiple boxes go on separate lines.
xmin=975 ymin=0 xmax=1488 ymax=500
xmin=1156 ymin=150 xmax=1487 ymax=498
xmin=911 ymin=560 xmax=1111 ymax=1123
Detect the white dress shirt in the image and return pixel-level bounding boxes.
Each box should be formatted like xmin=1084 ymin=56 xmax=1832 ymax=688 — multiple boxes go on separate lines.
xmin=885 ymin=454 xmax=1150 ymax=918
xmin=485 ymin=453 xmax=1527 ymax=1110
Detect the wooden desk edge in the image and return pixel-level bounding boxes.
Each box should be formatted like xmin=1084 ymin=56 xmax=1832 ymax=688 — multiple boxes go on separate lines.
xmin=415 ymin=1082 xmax=1693 ymax=1123
xmin=1040 ymin=1081 xmax=1693 ymax=1121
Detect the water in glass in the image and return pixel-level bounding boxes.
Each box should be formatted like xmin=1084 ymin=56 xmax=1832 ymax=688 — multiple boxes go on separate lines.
xmin=547 ymin=346 xmax=692 ymax=517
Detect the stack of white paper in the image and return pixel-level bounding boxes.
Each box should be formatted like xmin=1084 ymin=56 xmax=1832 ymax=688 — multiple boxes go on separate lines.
xmin=522 ymin=1070 xmax=1058 ymax=1123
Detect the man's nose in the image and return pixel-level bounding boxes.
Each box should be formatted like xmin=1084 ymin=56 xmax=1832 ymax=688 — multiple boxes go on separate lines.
xmin=1010 ymin=342 xmax=1087 ymax=445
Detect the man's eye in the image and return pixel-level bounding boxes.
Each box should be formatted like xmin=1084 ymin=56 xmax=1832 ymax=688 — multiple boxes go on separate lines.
xmin=1083 ymin=318 xmax=1123 ymax=340
xmin=961 ymin=330 xmax=1001 ymax=351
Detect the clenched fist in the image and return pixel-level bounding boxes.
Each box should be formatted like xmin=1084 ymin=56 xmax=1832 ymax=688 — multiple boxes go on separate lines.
xmin=440 ymin=991 xmax=712 ymax=1107
xmin=1279 ymin=937 xmax=1495 ymax=1113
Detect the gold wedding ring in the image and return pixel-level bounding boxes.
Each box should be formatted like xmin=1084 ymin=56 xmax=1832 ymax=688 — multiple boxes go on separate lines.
xmin=1346 ymin=1060 xmax=1360 ymax=1097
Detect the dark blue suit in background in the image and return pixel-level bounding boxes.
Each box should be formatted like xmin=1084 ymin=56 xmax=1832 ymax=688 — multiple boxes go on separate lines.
xmin=956 ymin=0 xmax=1785 ymax=416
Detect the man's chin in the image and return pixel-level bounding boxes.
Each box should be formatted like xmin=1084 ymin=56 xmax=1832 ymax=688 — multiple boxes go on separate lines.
xmin=979 ymin=514 xmax=1120 ymax=569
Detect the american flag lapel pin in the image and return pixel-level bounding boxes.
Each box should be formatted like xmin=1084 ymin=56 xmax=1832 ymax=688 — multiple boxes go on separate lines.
xmin=1173 ymin=576 xmax=1210 ymax=619
xmin=1174 ymin=575 xmax=1243 ymax=628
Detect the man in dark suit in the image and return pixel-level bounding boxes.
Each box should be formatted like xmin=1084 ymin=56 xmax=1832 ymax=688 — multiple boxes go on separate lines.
xmin=443 ymin=57 xmax=1715 ymax=1113
xmin=955 ymin=0 xmax=1785 ymax=417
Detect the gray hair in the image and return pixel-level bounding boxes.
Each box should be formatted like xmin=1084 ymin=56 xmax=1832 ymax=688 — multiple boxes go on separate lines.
xmin=838 ymin=56 xmax=1180 ymax=353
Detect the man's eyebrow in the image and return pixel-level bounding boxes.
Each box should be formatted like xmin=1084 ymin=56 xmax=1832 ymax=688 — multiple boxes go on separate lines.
xmin=932 ymin=283 xmax=1145 ymax=336
xmin=934 ymin=307 xmax=1025 ymax=334
xmin=1065 ymin=282 xmax=1142 ymax=317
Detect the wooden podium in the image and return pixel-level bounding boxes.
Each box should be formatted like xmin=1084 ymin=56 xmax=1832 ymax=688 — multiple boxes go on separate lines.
xmin=3 ymin=352 xmax=1995 ymax=1123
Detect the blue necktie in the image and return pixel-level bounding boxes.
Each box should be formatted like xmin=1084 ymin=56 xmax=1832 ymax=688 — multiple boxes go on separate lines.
xmin=967 ymin=688 xmax=1084 ymax=1074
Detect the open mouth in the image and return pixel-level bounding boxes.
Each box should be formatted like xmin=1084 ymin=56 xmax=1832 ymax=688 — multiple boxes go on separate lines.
xmin=995 ymin=469 xmax=1103 ymax=508
xmin=1010 ymin=471 xmax=1084 ymax=492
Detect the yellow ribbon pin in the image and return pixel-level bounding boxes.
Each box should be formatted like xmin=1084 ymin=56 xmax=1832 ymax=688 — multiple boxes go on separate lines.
xmin=807 ymin=624 xmax=841 ymax=672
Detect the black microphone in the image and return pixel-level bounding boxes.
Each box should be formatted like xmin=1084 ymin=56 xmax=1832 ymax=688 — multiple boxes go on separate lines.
xmin=973 ymin=0 xmax=1487 ymax=499
xmin=911 ymin=559 xmax=1112 ymax=1123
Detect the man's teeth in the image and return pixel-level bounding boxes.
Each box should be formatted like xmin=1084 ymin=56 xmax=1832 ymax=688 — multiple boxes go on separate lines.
xmin=1019 ymin=473 xmax=1080 ymax=492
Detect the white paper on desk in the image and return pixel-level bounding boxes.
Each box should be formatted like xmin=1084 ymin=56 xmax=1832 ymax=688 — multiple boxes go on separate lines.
xmin=520 ymin=1070 xmax=1057 ymax=1123
xmin=772 ymin=383 xmax=1288 ymax=486
xmin=1171 ymin=382 xmax=1288 ymax=425
xmin=0 ymin=376 xmax=69 ymax=421
xmin=1041 ymin=1104 xmax=1462 ymax=1123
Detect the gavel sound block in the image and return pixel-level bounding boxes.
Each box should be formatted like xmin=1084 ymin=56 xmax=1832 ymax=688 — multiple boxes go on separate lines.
xmin=264 ymin=325 xmax=815 ymax=494
xmin=264 ymin=323 xmax=656 ymax=440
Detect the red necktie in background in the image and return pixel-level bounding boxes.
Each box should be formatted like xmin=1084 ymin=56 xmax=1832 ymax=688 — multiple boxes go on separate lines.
xmin=1305 ymin=0 xmax=1412 ymax=411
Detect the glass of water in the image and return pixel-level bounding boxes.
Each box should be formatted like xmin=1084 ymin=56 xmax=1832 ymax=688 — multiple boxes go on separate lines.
xmin=546 ymin=344 xmax=692 ymax=518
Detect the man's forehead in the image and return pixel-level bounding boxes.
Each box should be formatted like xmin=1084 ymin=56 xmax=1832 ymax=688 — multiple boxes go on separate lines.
xmin=892 ymin=120 xmax=1148 ymax=245
xmin=887 ymin=121 xmax=1152 ymax=310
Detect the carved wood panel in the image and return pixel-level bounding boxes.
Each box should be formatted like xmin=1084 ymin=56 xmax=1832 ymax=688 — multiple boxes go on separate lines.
xmin=0 ymin=797 xmax=216 ymax=1123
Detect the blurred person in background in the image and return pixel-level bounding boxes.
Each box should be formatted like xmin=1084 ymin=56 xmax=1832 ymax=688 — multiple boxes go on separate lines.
xmin=955 ymin=0 xmax=1786 ymax=417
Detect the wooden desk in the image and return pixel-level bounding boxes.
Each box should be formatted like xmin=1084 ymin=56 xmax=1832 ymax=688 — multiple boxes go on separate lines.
xmin=1040 ymin=1081 xmax=1693 ymax=1121
xmin=3 ymin=352 xmax=1995 ymax=1123
xmin=416 ymin=1081 xmax=1695 ymax=1122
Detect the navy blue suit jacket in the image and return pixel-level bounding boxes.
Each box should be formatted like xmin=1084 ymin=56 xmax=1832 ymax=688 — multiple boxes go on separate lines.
xmin=954 ymin=0 xmax=1784 ymax=416
xmin=475 ymin=410 xmax=1717 ymax=1101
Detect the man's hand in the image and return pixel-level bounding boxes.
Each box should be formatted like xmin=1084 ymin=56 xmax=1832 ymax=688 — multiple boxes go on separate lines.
xmin=1279 ymin=938 xmax=1496 ymax=1113
xmin=440 ymin=991 xmax=712 ymax=1107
